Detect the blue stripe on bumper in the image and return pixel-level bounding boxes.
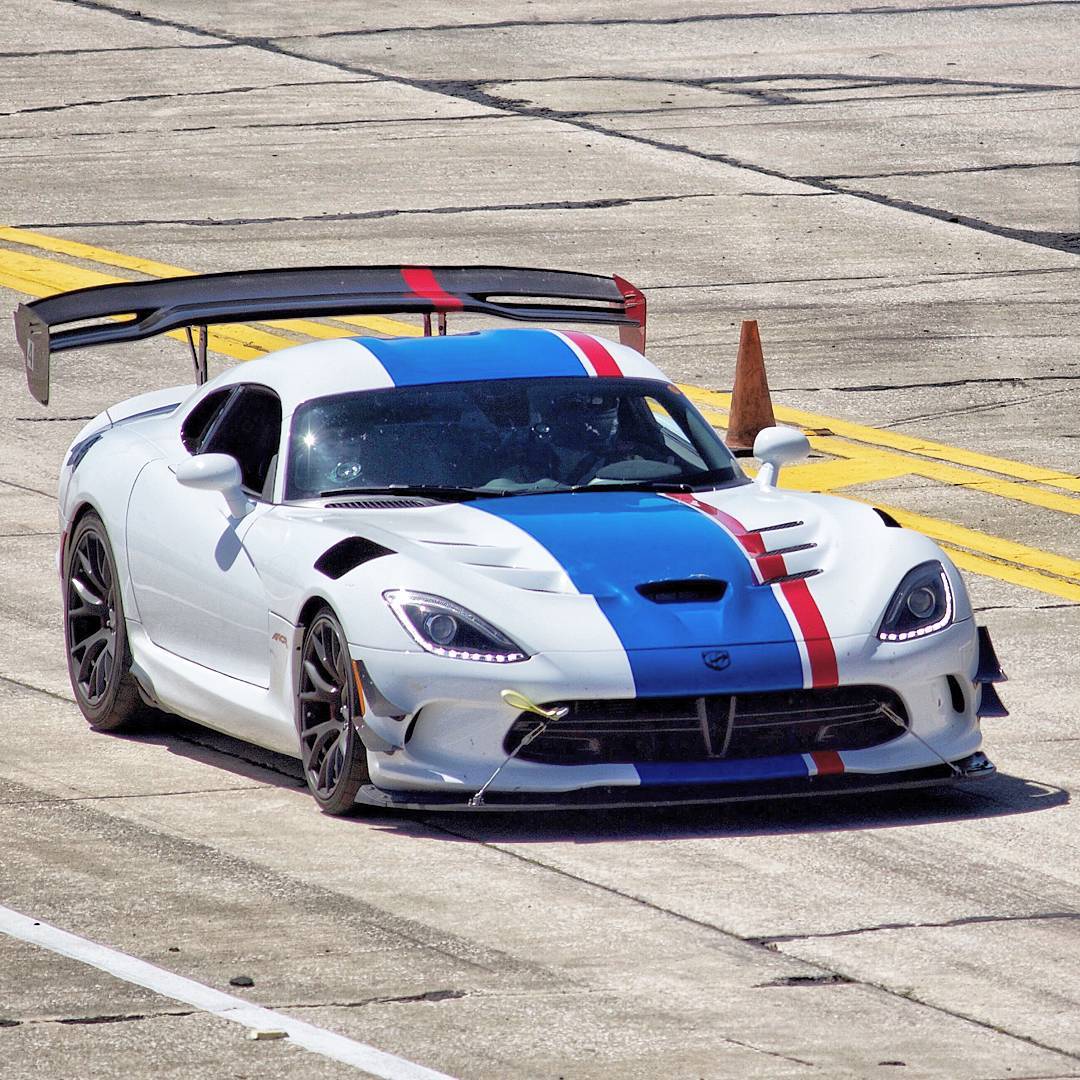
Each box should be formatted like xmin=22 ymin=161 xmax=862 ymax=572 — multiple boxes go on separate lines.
xmin=635 ymin=755 xmax=810 ymax=786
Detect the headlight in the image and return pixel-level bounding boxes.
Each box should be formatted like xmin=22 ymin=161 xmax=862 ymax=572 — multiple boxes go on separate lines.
xmin=878 ymin=561 xmax=954 ymax=641
xmin=383 ymin=590 xmax=529 ymax=662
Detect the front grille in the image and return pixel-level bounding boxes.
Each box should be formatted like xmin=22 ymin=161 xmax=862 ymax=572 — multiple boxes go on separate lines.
xmin=505 ymin=686 xmax=907 ymax=765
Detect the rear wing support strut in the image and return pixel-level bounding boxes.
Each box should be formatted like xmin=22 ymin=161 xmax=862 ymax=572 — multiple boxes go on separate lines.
xmin=184 ymin=324 xmax=209 ymax=386
xmin=14 ymin=264 xmax=647 ymax=404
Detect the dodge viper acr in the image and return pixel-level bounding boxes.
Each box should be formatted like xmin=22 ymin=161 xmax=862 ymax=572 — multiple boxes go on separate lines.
xmin=14 ymin=265 xmax=1006 ymax=813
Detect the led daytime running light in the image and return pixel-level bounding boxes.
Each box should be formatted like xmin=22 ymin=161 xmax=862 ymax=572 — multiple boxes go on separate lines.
xmin=383 ymin=589 xmax=528 ymax=663
xmin=878 ymin=565 xmax=954 ymax=641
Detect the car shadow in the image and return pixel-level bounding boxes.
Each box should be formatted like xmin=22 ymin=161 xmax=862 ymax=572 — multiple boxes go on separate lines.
xmin=143 ymin=715 xmax=1069 ymax=843
xmin=401 ymin=772 xmax=1068 ymax=846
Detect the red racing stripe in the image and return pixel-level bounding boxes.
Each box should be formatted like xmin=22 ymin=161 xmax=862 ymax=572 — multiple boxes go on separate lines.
xmin=401 ymin=267 xmax=464 ymax=309
xmin=755 ymin=553 xmax=787 ymax=581
xmin=563 ymin=330 xmax=623 ymax=376
xmin=663 ymin=493 xmax=839 ymax=689
xmin=810 ymin=750 xmax=844 ymax=775
xmin=778 ymin=579 xmax=839 ymax=688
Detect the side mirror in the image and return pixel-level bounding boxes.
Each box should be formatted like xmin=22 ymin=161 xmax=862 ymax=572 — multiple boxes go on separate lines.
xmin=753 ymin=426 xmax=810 ymax=488
xmin=175 ymin=453 xmax=251 ymax=518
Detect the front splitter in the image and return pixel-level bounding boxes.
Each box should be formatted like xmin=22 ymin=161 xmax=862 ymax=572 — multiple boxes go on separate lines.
xmin=355 ymin=756 xmax=995 ymax=812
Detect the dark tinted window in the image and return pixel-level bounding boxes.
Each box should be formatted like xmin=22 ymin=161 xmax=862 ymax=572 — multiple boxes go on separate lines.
xmin=202 ymin=386 xmax=282 ymax=497
xmin=285 ymin=377 xmax=739 ymax=500
xmin=180 ymin=388 xmax=234 ymax=453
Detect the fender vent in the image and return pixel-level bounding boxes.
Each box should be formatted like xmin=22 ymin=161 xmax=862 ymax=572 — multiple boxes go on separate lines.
xmin=315 ymin=537 xmax=394 ymax=580
xmin=637 ymin=579 xmax=727 ymax=604
xmin=325 ymin=497 xmax=437 ymax=509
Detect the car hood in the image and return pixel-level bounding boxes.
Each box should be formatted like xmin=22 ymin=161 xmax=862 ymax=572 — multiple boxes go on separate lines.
xmin=362 ymin=486 xmax=946 ymax=647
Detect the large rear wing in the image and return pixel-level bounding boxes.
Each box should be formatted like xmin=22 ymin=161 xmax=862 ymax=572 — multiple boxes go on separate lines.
xmin=14 ymin=264 xmax=646 ymax=405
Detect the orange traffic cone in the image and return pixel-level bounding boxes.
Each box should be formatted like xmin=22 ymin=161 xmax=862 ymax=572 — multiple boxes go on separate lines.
xmin=725 ymin=319 xmax=776 ymax=454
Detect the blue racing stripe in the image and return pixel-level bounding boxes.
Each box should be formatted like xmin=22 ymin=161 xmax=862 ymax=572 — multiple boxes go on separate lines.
xmin=356 ymin=329 xmax=587 ymax=385
xmin=635 ymin=755 xmax=810 ymax=786
xmin=474 ymin=491 xmax=804 ymax=696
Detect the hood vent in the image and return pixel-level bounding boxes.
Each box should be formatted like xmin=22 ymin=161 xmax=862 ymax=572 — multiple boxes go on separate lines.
xmin=325 ymin=497 xmax=438 ymax=510
xmin=315 ymin=536 xmax=395 ymax=579
xmin=637 ymin=578 xmax=727 ymax=604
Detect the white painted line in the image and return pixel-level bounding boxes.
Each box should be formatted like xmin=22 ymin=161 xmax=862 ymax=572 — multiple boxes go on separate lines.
xmin=0 ymin=904 xmax=457 ymax=1080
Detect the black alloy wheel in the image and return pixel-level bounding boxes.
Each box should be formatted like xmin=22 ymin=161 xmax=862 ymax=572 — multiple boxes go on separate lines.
xmin=64 ymin=512 xmax=144 ymax=731
xmin=297 ymin=608 xmax=370 ymax=815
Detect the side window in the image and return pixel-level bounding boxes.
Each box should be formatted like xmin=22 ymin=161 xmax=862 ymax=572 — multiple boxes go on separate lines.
xmin=643 ymin=396 xmax=706 ymax=469
xmin=180 ymin=388 xmax=234 ymax=453
xmin=202 ymin=386 xmax=283 ymax=499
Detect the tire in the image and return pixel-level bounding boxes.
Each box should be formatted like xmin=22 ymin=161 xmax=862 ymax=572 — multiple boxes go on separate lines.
xmin=297 ymin=607 xmax=370 ymax=815
xmin=64 ymin=511 xmax=145 ymax=732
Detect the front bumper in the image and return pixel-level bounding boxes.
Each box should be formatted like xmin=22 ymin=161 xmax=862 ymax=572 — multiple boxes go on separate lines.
xmin=355 ymin=753 xmax=995 ymax=811
xmin=353 ymin=619 xmax=990 ymax=800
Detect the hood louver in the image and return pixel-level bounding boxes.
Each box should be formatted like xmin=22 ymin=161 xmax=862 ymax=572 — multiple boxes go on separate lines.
xmin=325 ymin=497 xmax=437 ymax=510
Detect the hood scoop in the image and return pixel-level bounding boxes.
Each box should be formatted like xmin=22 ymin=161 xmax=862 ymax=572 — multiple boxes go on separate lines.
xmin=637 ymin=578 xmax=727 ymax=604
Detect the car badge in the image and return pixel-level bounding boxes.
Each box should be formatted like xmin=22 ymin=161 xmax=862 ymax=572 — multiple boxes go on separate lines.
xmin=702 ymin=649 xmax=731 ymax=671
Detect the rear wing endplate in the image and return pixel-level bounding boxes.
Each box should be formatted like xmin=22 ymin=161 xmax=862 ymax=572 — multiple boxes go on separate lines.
xmin=13 ymin=265 xmax=646 ymax=405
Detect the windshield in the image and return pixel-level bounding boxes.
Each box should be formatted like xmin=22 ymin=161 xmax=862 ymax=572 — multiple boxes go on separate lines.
xmin=285 ymin=376 xmax=743 ymax=500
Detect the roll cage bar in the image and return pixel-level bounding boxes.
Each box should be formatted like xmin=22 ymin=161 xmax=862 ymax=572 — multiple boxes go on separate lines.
xmin=13 ymin=265 xmax=646 ymax=405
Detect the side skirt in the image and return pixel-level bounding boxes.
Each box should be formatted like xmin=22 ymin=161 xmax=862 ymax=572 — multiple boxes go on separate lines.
xmin=126 ymin=617 xmax=302 ymax=757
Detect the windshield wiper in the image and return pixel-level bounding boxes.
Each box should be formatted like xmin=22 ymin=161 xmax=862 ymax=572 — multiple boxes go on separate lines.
xmin=564 ymin=469 xmax=736 ymax=494
xmin=318 ymin=484 xmax=508 ymax=501
xmin=565 ymin=481 xmax=695 ymax=494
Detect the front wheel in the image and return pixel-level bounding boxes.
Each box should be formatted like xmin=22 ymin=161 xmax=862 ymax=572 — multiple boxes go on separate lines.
xmin=297 ymin=608 xmax=370 ymax=815
xmin=64 ymin=511 xmax=145 ymax=731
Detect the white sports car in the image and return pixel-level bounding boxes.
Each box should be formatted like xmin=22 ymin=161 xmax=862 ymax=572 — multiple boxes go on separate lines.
xmin=15 ymin=266 xmax=1005 ymax=813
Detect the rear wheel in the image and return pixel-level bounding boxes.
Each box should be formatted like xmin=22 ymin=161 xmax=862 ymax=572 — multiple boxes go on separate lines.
xmin=64 ymin=512 xmax=145 ymax=731
xmin=297 ymin=608 xmax=370 ymax=815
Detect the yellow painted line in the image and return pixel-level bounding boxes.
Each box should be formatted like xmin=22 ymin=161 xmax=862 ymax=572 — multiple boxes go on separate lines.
xmin=4 ymin=228 xmax=1078 ymax=603
xmin=0 ymin=249 xmax=293 ymax=362
xmin=811 ymin=436 xmax=1080 ymax=518
xmin=697 ymin=396 xmax=1080 ymax=599
xmin=775 ymin=456 xmax=912 ymax=492
xmin=0 ymin=226 xmax=422 ymax=340
xmin=872 ymin=503 xmax=1080 ymax=584
xmin=940 ymin=548 xmax=1080 ymax=603
xmin=335 ymin=314 xmax=423 ymax=337
xmin=691 ymin=393 xmax=1080 ymax=518
xmin=683 ymin=385 xmax=1080 ymax=495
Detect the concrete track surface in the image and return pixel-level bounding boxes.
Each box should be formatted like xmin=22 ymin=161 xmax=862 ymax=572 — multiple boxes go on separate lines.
xmin=1 ymin=2 xmax=1078 ymax=1078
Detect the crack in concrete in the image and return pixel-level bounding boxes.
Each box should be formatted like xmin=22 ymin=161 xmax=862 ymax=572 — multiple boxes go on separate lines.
xmin=13 ymin=415 xmax=95 ymax=422
xmin=286 ymin=988 xmax=469 ymax=1009
xmin=423 ymin=822 xmax=1080 ymax=1064
xmin=835 ymin=374 xmax=1080 ymax=392
xmin=277 ymin=1 xmax=1080 ymax=40
xmin=18 ymin=988 xmax=470 ymax=1027
xmin=756 ymin=972 xmax=855 ymax=987
xmin=884 ymin=380 xmax=1080 ymax=426
xmin=0 ymin=43 xmax=234 ymax=60
xmin=18 ymin=192 xmax=711 ymax=230
xmin=56 ymin=0 xmax=1080 ymax=254
xmin=0 ymin=786 xmax=267 ymax=808
xmin=0 ymin=477 xmax=58 ymax=500
xmin=808 ymin=159 xmax=1080 ymax=181
xmin=753 ymin=910 xmax=1080 ymax=945
xmin=0 ymin=78 xmax=370 ymax=119
xmin=2 ymin=113 xmax=502 ymax=142
xmin=0 ymin=674 xmax=76 ymax=705
xmin=487 ymin=70 xmax=1079 ymax=96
